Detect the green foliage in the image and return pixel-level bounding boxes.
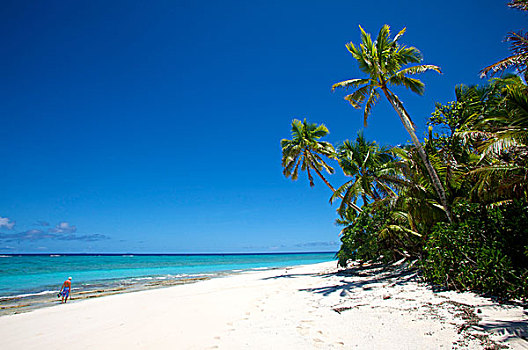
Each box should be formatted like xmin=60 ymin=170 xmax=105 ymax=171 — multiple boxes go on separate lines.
xmin=332 ymin=24 xmax=440 ymax=127
xmin=419 ymin=76 xmax=528 ymax=300
xmin=331 ymin=131 xmax=395 ymax=216
xmin=281 ymin=119 xmax=336 ymax=188
xmin=333 ymin=24 xmax=451 ymax=222
xmin=336 ymin=204 xmax=422 ymax=267
xmin=451 ymin=76 xmax=528 ymax=203
xmin=422 ymin=200 xmax=528 ymax=299
xmin=284 ymin=18 xmax=528 ymax=301
xmin=336 ymin=206 xmax=392 ymax=266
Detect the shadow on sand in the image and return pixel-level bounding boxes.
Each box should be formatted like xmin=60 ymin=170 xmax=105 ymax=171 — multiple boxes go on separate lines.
xmin=266 ymin=261 xmax=528 ymax=347
xmin=298 ymin=262 xmax=418 ymax=297
xmin=262 ymin=262 xmax=418 ymax=297
xmin=478 ymin=312 xmax=528 ymax=344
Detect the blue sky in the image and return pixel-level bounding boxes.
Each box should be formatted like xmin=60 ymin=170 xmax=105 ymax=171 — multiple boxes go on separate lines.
xmin=0 ymin=0 xmax=525 ymax=253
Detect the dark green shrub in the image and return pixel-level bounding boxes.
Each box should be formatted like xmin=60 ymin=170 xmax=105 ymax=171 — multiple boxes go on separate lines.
xmin=422 ymin=200 xmax=528 ymax=299
xmin=337 ymin=206 xmax=400 ymax=267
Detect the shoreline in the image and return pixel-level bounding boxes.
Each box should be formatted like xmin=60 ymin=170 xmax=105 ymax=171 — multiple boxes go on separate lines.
xmin=0 ymin=252 xmax=336 ymax=316
xmin=0 ymin=260 xmax=526 ymax=349
xmin=0 ymin=274 xmax=212 ymax=316
xmin=0 ymin=266 xmax=286 ymax=317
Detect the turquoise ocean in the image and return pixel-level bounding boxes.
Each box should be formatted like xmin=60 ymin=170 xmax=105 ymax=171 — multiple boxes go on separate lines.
xmin=0 ymin=253 xmax=336 ymax=300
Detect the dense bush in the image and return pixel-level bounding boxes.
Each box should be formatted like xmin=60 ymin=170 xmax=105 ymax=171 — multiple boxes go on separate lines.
xmin=422 ymin=200 xmax=528 ymax=300
xmin=337 ymin=206 xmax=401 ymax=267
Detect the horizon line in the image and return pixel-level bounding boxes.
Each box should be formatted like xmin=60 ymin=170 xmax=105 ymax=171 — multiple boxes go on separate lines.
xmin=1 ymin=251 xmax=337 ymax=256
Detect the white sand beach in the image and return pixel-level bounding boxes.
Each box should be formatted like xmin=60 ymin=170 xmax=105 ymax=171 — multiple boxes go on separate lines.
xmin=0 ymin=261 xmax=526 ymax=349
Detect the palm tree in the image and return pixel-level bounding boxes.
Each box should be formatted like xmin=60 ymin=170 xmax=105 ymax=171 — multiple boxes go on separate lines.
xmin=480 ymin=1 xmax=528 ymax=78
xmin=330 ymin=132 xmax=395 ymax=216
xmin=281 ymin=119 xmax=363 ymax=213
xmin=332 ymin=24 xmax=452 ymax=222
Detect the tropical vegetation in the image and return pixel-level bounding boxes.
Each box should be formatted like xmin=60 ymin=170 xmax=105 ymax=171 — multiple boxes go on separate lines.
xmin=281 ymin=2 xmax=528 ymax=300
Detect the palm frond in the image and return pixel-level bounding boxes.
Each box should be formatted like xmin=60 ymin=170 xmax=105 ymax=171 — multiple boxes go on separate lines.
xmin=480 ymin=54 xmax=523 ymax=78
xmin=329 ymin=180 xmax=353 ymax=204
xmin=395 ymin=46 xmax=422 ymax=65
xmin=507 ymin=30 xmax=528 ymax=56
xmin=290 ymin=119 xmax=304 ymax=139
xmin=337 ymin=180 xmax=363 ymax=216
xmin=305 ymin=160 xmax=315 ymax=187
xmin=389 ymin=76 xmax=425 ymax=95
xmin=392 ymin=27 xmax=406 ymax=43
xmin=312 ymin=123 xmax=331 ymax=138
xmin=359 ymin=25 xmax=374 ymax=54
xmin=312 ymin=153 xmax=335 ymax=174
xmin=345 ymin=41 xmax=360 ymax=59
xmin=314 ymin=141 xmax=337 ymax=158
xmin=379 ymin=225 xmax=421 ymax=239
xmin=343 ymin=85 xmax=370 ymax=108
xmin=376 ymin=25 xmax=391 ymax=70
xmin=332 ymin=78 xmax=370 ymax=91
xmin=396 ymin=65 xmax=442 ymax=76
xmin=508 ymin=0 xmax=528 ymax=11
xmin=363 ymin=87 xmax=380 ymax=126
xmin=478 ymin=134 xmax=520 ymax=158
xmin=291 ymin=156 xmax=301 ymax=180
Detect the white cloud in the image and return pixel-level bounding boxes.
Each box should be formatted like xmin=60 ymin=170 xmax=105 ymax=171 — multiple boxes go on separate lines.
xmin=0 ymin=217 xmax=15 ymax=230
xmin=49 ymin=222 xmax=77 ymax=234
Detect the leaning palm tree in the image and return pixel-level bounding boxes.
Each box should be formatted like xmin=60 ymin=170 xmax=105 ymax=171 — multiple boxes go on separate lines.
xmin=281 ymin=119 xmax=362 ymax=212
xmin=332 ymin=24 xmax=451 ymax=222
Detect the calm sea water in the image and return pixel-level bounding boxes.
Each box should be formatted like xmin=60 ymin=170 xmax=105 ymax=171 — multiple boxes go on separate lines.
xmin=0 ymin=253 xmax=335 ymax=299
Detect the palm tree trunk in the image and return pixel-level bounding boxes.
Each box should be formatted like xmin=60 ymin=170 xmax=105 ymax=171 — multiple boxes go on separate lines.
xmin=308 ymin=157 xmax=364 ymax=213
xmin=380 ymin=87 xmax=453 ymax=223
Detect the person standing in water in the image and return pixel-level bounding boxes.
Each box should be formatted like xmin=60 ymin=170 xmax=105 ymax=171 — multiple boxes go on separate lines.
xmin=60 ymin=277 xmax=72 ymax=303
